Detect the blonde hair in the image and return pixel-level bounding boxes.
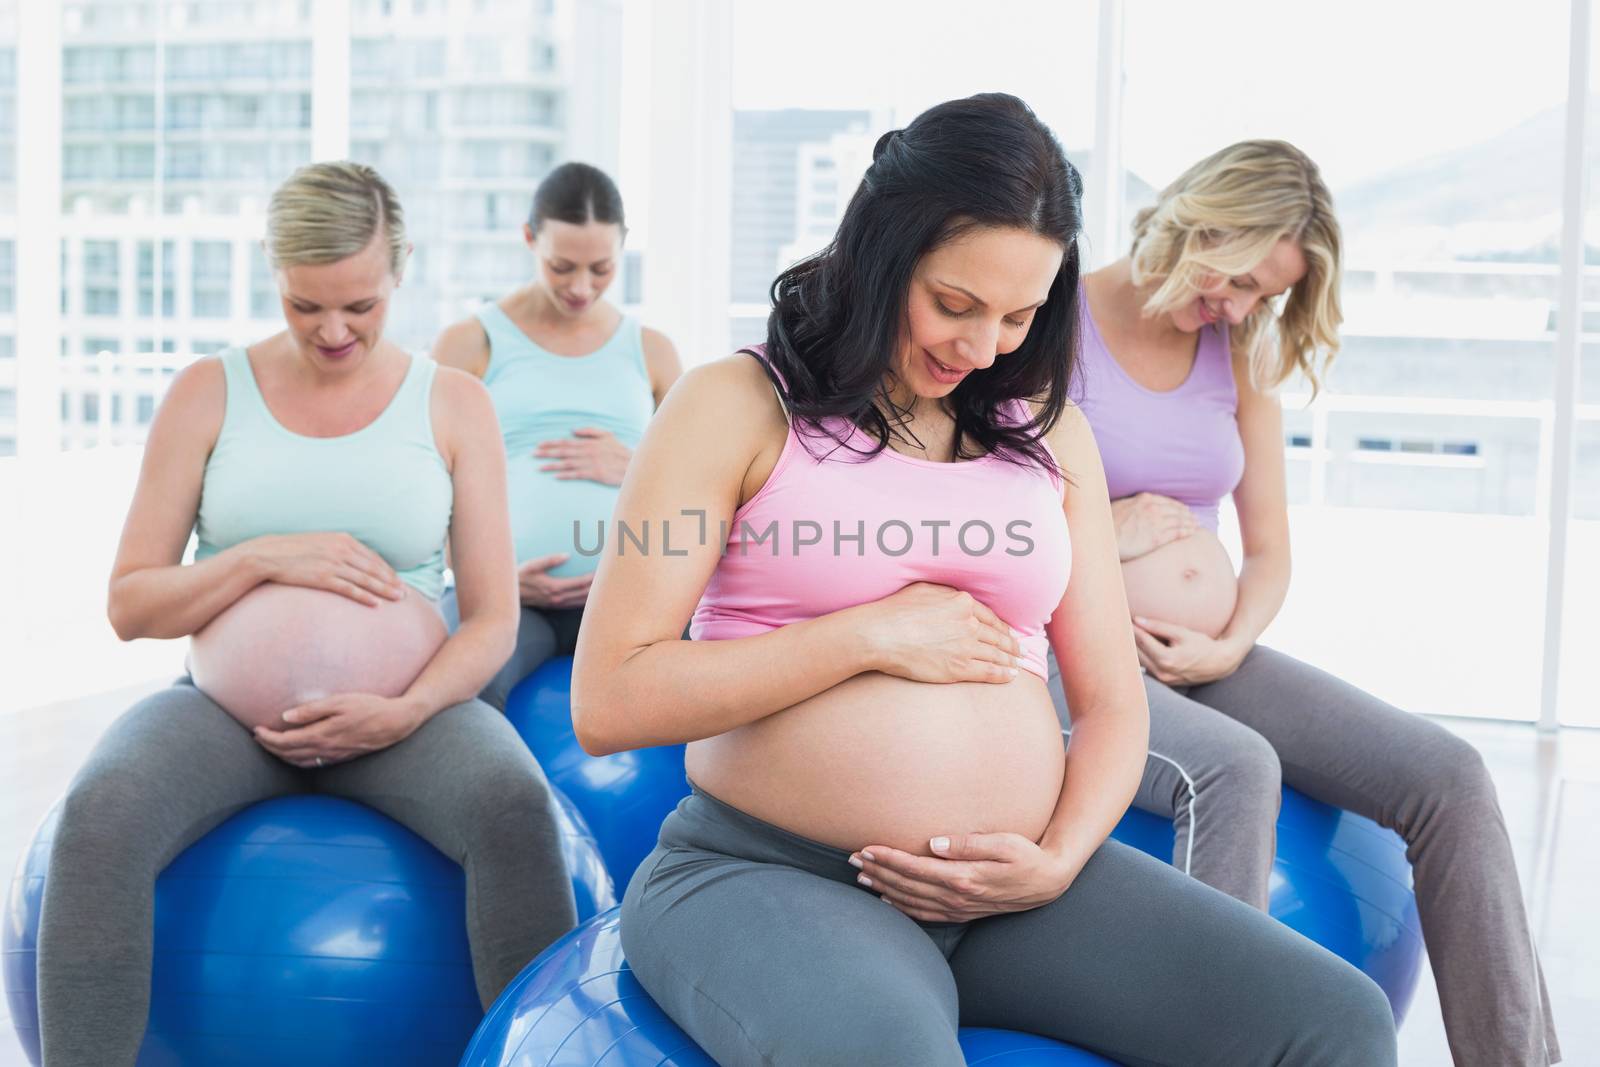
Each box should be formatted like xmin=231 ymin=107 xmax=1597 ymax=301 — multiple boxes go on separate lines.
xmin=1129 ymin=140 xmax=1342 ymax=393
xmin=265 ymin=161 xmax=408 ymax=275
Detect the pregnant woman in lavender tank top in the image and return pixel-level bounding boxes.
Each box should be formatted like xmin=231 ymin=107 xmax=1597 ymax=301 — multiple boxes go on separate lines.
xmin=1047 ymin=140 xmax=1559 ymax=1066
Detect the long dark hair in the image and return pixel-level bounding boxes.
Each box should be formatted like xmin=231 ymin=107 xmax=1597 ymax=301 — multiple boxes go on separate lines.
xmin=760 ymin=93 xmax=1083 ymax=472
xmin=529 ymin=161 xmax=625 ymax=232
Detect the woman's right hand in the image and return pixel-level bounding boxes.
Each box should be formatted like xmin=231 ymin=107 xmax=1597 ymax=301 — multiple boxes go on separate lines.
xmin=517 ymin=552 xmax=593 ymax=609
xmin=1110 ymin=493 xmax=1196 ymax=561
xmin=860 ymin=582 xmax=1022 ymax=684
xmin=250 ymin=532 xmax=405 ymax=606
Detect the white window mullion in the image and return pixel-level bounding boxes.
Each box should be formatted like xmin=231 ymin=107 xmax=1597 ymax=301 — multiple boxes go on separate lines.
xmin=642 ymin=0 xmax=731 ymax=366
xmin=1540 ymin=0 xmax=1590 ymax=731
xmin=311 ymin=0 xmax=352 ymax=162
xmin=1086 ymin=0 xmax=1125 ymax=270
xmin=15 ymin=2 xmax=62 ymax=458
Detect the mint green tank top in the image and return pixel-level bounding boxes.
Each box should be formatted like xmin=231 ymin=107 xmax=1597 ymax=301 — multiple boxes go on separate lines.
xmin=194 ymin=348 xmax=454 ymax=600
xmin=477 ymin=304 xmax=655 ymax=578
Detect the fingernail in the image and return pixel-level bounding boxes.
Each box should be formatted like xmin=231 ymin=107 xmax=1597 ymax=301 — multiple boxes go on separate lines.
xmin=847 ymin=854 xmax=863 ymax=869
xmin=860 ymin=850 xmax=875 ymax=862
xmin=856 ymin=874 xmax=873 ymax=888
xmin=1012 ymin=655 xmax=1024 ymax=667
xmin=930 ymin=836 xmax=950 ymax=853
xmin=1008 ymin=667 xmax=1018 ymax=677
xmin=1133 ymin=616 xmax=1149 ymax=626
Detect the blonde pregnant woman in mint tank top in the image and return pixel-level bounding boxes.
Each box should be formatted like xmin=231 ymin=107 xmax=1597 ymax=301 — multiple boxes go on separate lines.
xmin=35 ymin=163 xmax=578 ymax=1067
xmin=433 ymin=162 xmax=681 ymax=709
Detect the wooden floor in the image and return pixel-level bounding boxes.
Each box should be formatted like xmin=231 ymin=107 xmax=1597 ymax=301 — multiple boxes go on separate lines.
xmin=2 ymin=681 xmax=1596 ymax=1066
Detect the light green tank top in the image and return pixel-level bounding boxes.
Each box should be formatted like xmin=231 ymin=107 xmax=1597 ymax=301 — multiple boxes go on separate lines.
xmin=478 ymin=304 xmax=655 ymax=578
xmin=194 ymin=348 xmax=454 ymax=600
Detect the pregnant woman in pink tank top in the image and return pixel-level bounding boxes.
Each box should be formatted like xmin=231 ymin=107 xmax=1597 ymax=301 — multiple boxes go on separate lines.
xmin=570 ymin=96 xmax=1397 ymax=1067
xmin=1048 ymin=141 xmax=1559 ymax=1066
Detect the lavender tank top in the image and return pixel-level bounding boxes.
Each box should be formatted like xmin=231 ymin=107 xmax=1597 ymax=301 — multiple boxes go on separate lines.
xmin=1072 ymin=287 xmax=1245 ymax=531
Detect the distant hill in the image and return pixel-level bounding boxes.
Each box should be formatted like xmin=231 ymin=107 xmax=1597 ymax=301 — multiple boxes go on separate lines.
xmin=1335 ymin=98 xmax=1598 ymax=259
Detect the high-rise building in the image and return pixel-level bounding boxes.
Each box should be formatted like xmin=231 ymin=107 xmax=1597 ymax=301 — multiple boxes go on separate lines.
xmin=730 ymin=109 xmax=873 ymax=305
xmin=6 ymin=0 xmax=619 ymax=454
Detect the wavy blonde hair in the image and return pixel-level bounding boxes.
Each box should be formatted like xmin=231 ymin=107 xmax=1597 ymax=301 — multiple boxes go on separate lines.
xmin=1129 ymin=140 xmax=1342 ymax=393
xmin=265 ymin=161 xmax=408 ymax=274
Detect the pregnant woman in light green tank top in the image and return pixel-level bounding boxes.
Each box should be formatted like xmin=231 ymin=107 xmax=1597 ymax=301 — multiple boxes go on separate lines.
xmin=433 ymin=162 xmax=681 ymax=709
xmin=34 ymin=163 xmax=579 ymax=1066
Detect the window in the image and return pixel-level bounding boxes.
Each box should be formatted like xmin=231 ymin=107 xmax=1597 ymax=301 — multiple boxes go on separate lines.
xmin=250 ymin=243 xmax=278 ymax=319
xmin=0 ymin=240 xmax=14 ymax=315
xmin=116 ymin=144 xmax=154 ymax=180
xmin=82 ymin=240 xmax=119 ymax=316
xmin=1120 ymin=0 xmax=1569 ymax=721
xmin=191 ymin=241 xmax=232 ymax=318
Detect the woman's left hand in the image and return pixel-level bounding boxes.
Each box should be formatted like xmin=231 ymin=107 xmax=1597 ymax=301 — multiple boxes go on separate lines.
xmin=849 ymin=833 xmax=1079 ymax=923
xmin=535 ymin=427 xmax=632 ymax=486
xmin=253 ymin=693 xmax=425 ymax=768
xmin=1132 ymin=616 xmax=1248 ymax=686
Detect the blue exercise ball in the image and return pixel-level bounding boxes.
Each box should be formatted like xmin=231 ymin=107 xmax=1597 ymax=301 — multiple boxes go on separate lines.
xmin=1109 ymin=787 xmax=1425 ymax=1022
xmin=459 ymin=908 xmax=1120 ymax=1067
xmin=504 ymin=657 xmax=690 ymax=884
xmin=3 ymin=789 xmax=616 ymax=1067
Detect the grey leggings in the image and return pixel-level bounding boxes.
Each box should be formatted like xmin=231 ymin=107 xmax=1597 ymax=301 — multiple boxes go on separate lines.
xmin=441 ymin=588 xmax=583 ymax=710
xmin=1048 ymin=645 xmax=1560 ymax=1067
xmin=621 ymin=786 xmax=1397 ymax=1067
xmin=35 ymin=678 xmax=579 ymax=1067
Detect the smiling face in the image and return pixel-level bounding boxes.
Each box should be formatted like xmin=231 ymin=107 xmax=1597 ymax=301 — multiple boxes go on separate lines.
xmin=276 ymin=231 xmax=400 ymax=376
xmin=524 ymin=217 xmax=623 ymax=317
xmin=1168 ymin=236 xmax=1307 ymax=334
xmin=893 ymin=225 xmax=1064 ymax=401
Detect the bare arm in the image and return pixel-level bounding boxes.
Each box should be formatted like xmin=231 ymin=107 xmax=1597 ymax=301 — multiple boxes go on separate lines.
xmin=430 ymin=317 xmax=491 ymax=379
xmin=641 ymin=325 xmax=684 ymax=408
xmin=1219 ymin=348 xmax=1292 ymax=656
xmin=1038 ymin=404 xmax=1150 ymax=871
xmin=571 ymin=354 xmax=878 ymax=755
xmin=106 ymin=359 xmax=275 ymax=639
xmin=398 ymin=367 xmax=520 ymax=718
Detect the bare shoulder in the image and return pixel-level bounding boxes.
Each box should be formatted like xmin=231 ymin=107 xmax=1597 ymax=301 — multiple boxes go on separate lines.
xmin=151 ymin=355 xmax=227 ymax=446
xmin=660 ymin=349 xmax=781 ymax=420
xmin=431 ymin=316 xmax=491 ymax=376
xmin=640 ymin=324 xmax=677 ymax=359
xmin=1041 ymin=399 xmax=1098 ymax=469
xmin=166 ymin=353 xmax=226 ymax=408
xmin=430 ymin=362 xmax=496 ymax=420
xmin=428 ymin=361 xmax=499 ymax=461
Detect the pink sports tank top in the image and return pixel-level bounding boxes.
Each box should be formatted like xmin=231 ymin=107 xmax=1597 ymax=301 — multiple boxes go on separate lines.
xmin=690 ymin=348 xmax=1072 ymax=680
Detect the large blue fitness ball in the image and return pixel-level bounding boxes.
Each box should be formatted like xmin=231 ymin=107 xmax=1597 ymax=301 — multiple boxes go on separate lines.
xmin=459 ymin=909 xmax=1121 ymax=1067
xmin=504 ymin=657 xmax=690 ymax=884
xmin=1109 ymin=789 xmax=1425 ymax=1022
xmin=3 ymin=790 xmax=616 ymax=1067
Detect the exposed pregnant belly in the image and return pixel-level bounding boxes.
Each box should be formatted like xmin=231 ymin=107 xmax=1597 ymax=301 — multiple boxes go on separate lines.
xmin=506 ymin=453 xmax=622 ymax=579
xmin=685 ymin=671 xmax=1065 ymax=854
xmin=1120 ymin=527 xmax=1239 ymax=639
xmin=189 ymin=583 xmax=447 ymax=731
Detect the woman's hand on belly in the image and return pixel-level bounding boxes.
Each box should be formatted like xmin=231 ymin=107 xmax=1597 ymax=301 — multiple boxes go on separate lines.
xmin=249 ymin=532 xmax=407 ymax=606
xmin=534 ymin=427 xmax=632 ymax=486
xmin=1132 ymin=615 xmax=1250 ymax=687
xmin=518 ymin=552 xmax=593 ymax=609
xmin=848 ymin=831 xmax=1078 ymax=923
xmin=253 ymin=691 xmax=425 ymax=768
xmin=860 ymin=582 xmax=1024 ymax=684
xmin=1111 ymin=492 xmax=1197 ymax=561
